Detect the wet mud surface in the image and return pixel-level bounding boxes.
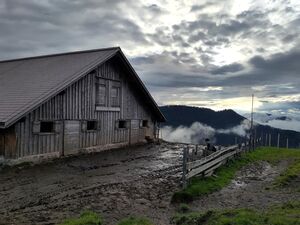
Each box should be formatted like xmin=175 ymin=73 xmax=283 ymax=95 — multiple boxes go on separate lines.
xmin=1 ymin=143 xmax=299 ymax=225
xmin=191 ymin=160 xmax=300 ymax=212
xmin=0 ymin=143 xmax=184 ymax=225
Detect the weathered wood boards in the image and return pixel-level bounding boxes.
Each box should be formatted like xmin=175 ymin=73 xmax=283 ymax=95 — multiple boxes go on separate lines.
xmin=182 ymin=144 xmax=248 ymax=186
xmin=1 ymin=55 xmax=159 ymax=162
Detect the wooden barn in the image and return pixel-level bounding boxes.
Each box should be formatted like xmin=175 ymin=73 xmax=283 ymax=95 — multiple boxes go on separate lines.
xmin=0 ymin=47 xmax=165 ymax=164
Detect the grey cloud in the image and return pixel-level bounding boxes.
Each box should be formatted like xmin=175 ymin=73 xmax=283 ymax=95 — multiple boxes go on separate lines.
xmin=262 ymin=101 xmax=300 ymax=111
xmin=140 ymin=49 xmax=300 ymax=96
xmin=146 ymin=4 xmax=163 ymax=14
xmin=249 ymin=51 xmax=300 ymax=73
xmin=211 ymin=63 xmax=244 ymax=75
xmin=0 ymin=0 xmax=148 ymax=60
xmin=188 ymin=31 xmax=206 ymax=43
xmin=130 ymin=56 xmax=155 ymax=65
xmin=1 ymin=0 xmax=300 ymax=123
xmin=282 ymin=34 xmax=298 ymax=43
xmin=190 ymin=2 xmax=216 ymax=12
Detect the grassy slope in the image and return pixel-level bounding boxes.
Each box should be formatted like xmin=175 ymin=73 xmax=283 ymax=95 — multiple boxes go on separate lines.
xmin=117 ymin=217 xmax=154 ymax=225
xmin=172 ymin=147 xmax=300 ymax=203
xmin=172 ymin=201 xmax=300 ymax=225
xmin=59 ymin=211 xmax=103 ymax=225
xmin=59 ymin=213 xmax=154 ymax=225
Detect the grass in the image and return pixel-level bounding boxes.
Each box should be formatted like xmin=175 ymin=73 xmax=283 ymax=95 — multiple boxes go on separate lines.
xmin=59 ymin=213 xmax=153 ymax=225
xmin=274 ymin=158 xmax=300 ymax=187
xmin=117 ymin=217 xmax=154 ymax=225
xmin=59 ymin=211 xmax=103 ymax=225
xmin=172 ymin=147 xmax=300 ymax=203
xmin=172 ymin=201 xmax=300 ymax=225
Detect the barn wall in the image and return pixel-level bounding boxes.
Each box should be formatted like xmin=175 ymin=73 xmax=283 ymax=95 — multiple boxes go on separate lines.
xmin=11 ymin=57 xmax=156 ymax=159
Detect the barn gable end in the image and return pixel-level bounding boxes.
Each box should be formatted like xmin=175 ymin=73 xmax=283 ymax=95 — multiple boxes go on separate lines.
xmin=0 ymin=48 xmax=165 ymax=163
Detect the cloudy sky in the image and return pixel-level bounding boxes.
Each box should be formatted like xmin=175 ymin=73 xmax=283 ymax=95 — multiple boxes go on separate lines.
xmin=0 ymin=0 xmax=300 ymax=129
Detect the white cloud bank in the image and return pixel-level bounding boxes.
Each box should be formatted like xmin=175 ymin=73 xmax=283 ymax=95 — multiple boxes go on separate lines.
xmin=161 ymin=119 xmax=251 ymax=144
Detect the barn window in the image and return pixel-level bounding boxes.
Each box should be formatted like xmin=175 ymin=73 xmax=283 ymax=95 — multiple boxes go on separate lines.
xmin=40 ymin=121 xmax=54 ymax=133
xmin=96 ymin=78 xmax=122 ymax=110
xmin=142 ymin=120 xmax=149 ymax=127
xmin=111 ymin=86 xmax=120 ymax=107
xmin=87 ymin=121 xmax=97 ymax=131
xmin=97 ymin=78 xmax=108 ymax=106
xmin=118 ymin=120 xmax=128 ymax=129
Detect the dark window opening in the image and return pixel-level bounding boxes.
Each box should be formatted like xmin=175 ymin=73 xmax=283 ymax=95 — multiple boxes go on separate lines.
xmin=87 ymin=121 xmax=97 ymax=131
xmin=118 ymin=120 xmax=127 ymax=129
xmin=142 ymin=120 xmax=149 ymax=127
xmin=40 ymin=121 xmax=54 ymax=133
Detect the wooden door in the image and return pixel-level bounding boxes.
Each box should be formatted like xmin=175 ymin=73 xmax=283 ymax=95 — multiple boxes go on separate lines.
xmin=63 ymin=120 xmax=80 ymax=156
xmin=129 ymin=120 xmax=139 ymax=145
xmin=0 ymin=130 xmax=4 ymax=157
xmin=5 ymin=126 xmax=16 ymax=158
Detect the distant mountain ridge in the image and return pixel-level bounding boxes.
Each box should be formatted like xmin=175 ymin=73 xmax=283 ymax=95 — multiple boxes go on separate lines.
xmin=159 ymin=105 xmax=300 ymax=148
xmin=159 ymin=105 xmax=246 ymax=129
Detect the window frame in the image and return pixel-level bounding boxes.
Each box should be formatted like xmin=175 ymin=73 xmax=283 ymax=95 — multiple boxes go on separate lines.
xmin=117 ymin=120 xmax=129 ymax=129
xmin=96 ymin=78 xmax=108 ymax=107
xmin=33 ymin=120 xmax=60 ymax=135
xmin=96 ymin=77 xmax=121 ymax=111
xmin=141 ymin=120 xmax=149 ymax=128
xmin=86 ymin=120 xmax=98 ymax=131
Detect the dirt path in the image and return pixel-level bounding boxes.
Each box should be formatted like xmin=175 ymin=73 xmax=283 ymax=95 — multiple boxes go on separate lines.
xmin=190 ymin=160 xmax=300 ymax=212
xmin=0 ymin=143 xmax=184 ymax=225
xmin=1 ymin=143 xmax=299 ymax=225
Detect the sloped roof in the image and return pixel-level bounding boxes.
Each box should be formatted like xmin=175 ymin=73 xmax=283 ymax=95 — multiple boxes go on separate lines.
xmin=0 ymin=47 xmax=165 ymax=128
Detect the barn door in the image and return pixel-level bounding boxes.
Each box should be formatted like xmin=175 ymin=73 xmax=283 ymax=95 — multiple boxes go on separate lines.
xmin=63 ymin=120 xmax=80 ymax=156
xmin=129 ymin=119 xmax=139 ymax=145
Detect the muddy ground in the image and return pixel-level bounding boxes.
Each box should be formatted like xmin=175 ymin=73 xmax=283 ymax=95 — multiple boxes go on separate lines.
xmin=0 ymin=142 xmax=184 ymax=225
xmin=0 ymin=143 xmax=299 ymax=225
xmin=190 ymin=160 xmax=300 ymax=212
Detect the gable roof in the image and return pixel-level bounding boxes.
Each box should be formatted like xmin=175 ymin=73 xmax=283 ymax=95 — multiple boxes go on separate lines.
xmin=0 ymin=47 xmax=165 ymax=128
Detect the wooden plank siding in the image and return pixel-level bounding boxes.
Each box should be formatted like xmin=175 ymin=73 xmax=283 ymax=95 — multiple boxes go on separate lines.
xmin=9 ymin=58 xmax=155 ymax=159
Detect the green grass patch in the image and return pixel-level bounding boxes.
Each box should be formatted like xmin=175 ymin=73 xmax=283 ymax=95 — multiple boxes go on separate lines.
xmin=172 ymin=147 xmax=300 ymax=203
xmin=178 ymin=203 xmax=191 ymax=213
xmin=59 ymin=213 xmax=154 ymax=225
xmin=117 ymin=216 xmax=154 ymax=225
xmin=59 ymin=211 xmax=103 ymax=225
xmin=274 ymin=158 xmax=300 ymax=187
xmin=172 ymin=201 xmax=300 ymax=225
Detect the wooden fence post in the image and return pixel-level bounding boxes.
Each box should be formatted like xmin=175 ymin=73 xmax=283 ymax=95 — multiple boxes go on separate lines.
xmin=182 ymin=146 xmax=188 ymax=188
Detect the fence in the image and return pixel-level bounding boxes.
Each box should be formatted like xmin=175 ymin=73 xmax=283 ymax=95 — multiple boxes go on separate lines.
xmin=182 ymin=142 xmax=251 ymax=188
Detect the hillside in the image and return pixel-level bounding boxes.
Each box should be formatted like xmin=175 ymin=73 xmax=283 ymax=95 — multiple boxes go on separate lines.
xmin=160 ymin=105 xmax=246 ymax=129
xmin=160 ymin=105 xmax=300 ymax=148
